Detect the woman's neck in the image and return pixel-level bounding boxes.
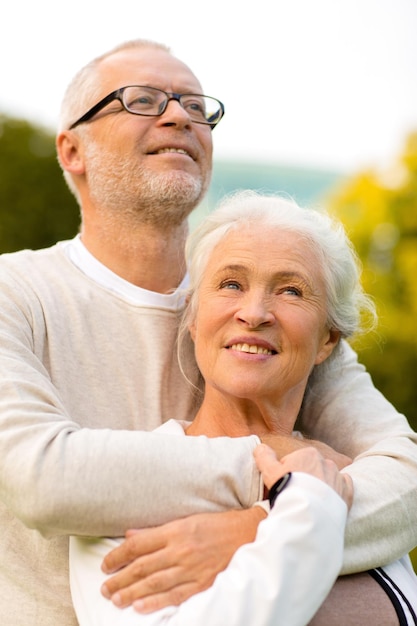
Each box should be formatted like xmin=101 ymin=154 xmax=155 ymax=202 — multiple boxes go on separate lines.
xmin=185 ymin=390 xmax=301 ymax=439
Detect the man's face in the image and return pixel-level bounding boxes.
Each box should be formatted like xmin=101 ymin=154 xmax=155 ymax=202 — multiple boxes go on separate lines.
xmin=79 ymin=47 xmax=214 ymax=225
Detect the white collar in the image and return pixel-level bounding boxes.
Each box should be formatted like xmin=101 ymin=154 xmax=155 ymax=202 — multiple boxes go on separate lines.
xmin=60 ymin=235 xmax=188 ymax=310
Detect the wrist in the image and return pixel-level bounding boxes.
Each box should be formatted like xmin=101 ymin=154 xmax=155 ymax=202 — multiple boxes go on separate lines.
xmin=268 ymin=473 xmax=292 ymax=507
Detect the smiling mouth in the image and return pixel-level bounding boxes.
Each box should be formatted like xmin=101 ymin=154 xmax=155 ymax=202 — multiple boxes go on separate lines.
xmin=154 ymin=148 xmax=191 ymax=157
xmin=228 ymin=343 xmax=276 ymax=355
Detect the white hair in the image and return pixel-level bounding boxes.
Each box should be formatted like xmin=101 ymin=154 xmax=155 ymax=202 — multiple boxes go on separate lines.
xmin=181 ymin=190 xmax=375 ymax=348
xmin=58 ymin=39 xmax=171 ymax=133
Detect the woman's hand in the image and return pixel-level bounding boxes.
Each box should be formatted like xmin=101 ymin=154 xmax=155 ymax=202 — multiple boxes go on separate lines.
xmin=254 ymin=443 xmax=353 ymax=509
xmin=260 ymin=432 xmax=352 ymax=470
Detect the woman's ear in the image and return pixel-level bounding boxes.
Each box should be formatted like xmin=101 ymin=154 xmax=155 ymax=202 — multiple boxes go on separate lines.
xmin=315 ymin=329 xmax=341 ymax=365
xmin=56 ymin=130 xmax=86 ymax=176
xmin=188 ymin=318 xmax=196 ymax=342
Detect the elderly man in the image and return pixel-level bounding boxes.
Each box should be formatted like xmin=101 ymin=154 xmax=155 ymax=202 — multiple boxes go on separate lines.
xmin=0 ymin=39 xmax=416 ymax=625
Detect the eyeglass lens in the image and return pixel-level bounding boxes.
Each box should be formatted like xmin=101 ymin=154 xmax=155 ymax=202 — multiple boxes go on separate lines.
xmin=123 ymin=86 xmax=222 ymax=124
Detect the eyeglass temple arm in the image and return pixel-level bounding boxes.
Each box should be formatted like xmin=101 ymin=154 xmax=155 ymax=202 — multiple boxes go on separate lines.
xmin=69 ymin=89 xmax=122 ymax=130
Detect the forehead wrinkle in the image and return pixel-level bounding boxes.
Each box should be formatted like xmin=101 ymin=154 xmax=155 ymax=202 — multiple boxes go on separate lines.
xmin=215 ymin=263 xmax=247 ymax=273
xmin=213 ymin=263 xmax=313 ymax=283
xmin=97 ymin=50 xmax=203 ymax=100
xmin=207 ymin=232 xmax=325 ymax=289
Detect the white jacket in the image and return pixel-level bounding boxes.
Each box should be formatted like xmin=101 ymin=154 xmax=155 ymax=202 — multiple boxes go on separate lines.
xmin=70 ymin=471 xmax=347 ymax=626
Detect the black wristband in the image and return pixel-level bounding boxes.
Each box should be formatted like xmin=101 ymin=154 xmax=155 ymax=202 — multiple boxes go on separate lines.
xmin=268 ymin=472 xmax=292 ymax=508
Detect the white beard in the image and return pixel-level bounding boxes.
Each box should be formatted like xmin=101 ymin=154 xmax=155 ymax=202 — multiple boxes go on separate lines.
xmin=85 ymin=141 xmax=209 ymax=228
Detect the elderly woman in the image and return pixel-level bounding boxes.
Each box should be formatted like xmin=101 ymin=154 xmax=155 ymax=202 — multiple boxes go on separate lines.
xmin=70 ymin=192 xmax=417 ymax=625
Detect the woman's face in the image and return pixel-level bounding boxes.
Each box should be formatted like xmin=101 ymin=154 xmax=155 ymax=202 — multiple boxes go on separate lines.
xmin=189 ymin=223 xmax=340 ymax=405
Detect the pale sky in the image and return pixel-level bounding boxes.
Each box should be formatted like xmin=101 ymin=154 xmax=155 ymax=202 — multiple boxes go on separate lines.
xmin=2 ymin=0 xmax=417 ymax=173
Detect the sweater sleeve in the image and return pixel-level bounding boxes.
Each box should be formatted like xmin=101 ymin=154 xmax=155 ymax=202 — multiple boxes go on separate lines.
xmin=0 ymin=264 xmax=261 ymax=538
xmin=299 ymin=340 xmax=417 ymax=574
xmin=69 ymin=473 xmax=347 ymax=626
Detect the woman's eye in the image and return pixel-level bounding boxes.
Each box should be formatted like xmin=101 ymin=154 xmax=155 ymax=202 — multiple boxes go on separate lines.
xmin=282 ymin=286 xmax=301 ymax=296
xmin=220 ymin=281 xmax=241 ymax=290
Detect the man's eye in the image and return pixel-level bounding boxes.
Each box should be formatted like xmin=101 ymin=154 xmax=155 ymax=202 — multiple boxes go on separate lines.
xmin=128 ymin=96 xmax=155 ymax=109
xmin=182 ymin=99 xmax=206 ymax=117
xmin=182 ymin=98 xmax=204 ymax=113
xmin=188 ymin=102 xmax=204 ymax=112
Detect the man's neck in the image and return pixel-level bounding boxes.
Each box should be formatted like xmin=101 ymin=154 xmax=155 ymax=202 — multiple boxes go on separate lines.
xmin=80 ymin=219 xmax=189 ymax=294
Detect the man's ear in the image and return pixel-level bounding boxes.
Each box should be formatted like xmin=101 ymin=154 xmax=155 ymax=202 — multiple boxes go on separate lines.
xmin=315 ymin=329 xmax=341 ymax=365
xmin=56 ymin=131 xmax=85 ymax=176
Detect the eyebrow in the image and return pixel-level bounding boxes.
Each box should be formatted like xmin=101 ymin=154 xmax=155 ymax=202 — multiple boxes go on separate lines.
xmin=215 ymin=265 xmax=311 ymax=283
xmin=215 ymin=264 xmax=245 ymax=273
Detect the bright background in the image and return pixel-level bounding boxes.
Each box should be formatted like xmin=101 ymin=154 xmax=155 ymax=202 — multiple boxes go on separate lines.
xmin=1 ymin=0 xmax=417 ymax=173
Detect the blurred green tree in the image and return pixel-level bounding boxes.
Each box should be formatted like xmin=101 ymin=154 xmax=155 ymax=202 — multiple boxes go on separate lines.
xmin=327 ymin=131 xmax=417 ymax=434
xmin=0 ymin=115 xmax=79 ymax=252
xmin=326 ymin=132 xmax=417 ymax=573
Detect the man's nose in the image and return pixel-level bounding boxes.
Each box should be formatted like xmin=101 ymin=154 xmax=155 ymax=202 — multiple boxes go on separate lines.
xmin=158 ymin=97 xmax=192 ymax=127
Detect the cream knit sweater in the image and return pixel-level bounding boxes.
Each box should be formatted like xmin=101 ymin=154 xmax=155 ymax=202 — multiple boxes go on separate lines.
xmin=0 ymin=241 xmax=416 ymax=625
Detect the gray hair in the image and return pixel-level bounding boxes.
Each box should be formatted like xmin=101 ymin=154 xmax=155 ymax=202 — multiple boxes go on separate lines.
xmin=57 ymin=39 xmax=171 ymax=198
xmin=178 ymin=190 xmax=376 ymax=385
xmin=58 ymin=39 xmax=170 ymax=132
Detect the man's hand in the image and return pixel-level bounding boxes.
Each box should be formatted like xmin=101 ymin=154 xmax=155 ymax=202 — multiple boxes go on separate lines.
xmin=260 ymin=432 xmax=352 ymax=469
xmin=101 ymin=506 xmax=266 ymax=613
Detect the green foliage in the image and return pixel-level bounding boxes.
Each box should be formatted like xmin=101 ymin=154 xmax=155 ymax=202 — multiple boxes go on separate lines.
xmin=327 ymin=132 xmax=417 ymax=434
xmin=0 ymin=115 xmax=79 ymax=252
xmin=411 ymin=546 xmax=417 ymax=573
xmin=325 ymin=134 xmax=417 ymax=573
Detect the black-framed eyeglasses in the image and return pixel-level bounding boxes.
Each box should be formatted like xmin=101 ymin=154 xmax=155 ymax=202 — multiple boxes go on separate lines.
xmin=69 ymin=85 xmax=225 ymax=131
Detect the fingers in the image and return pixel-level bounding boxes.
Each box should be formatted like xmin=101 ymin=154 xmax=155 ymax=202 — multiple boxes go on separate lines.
xmin=254 ymin=444 xmax=354 ymax=509
xmin=341 ymin=473 xmax=354 ymax=510
xmin=101 ymin=509 xmax=262 ymax=612
xmin=259 ymin=433 xmax=308 ymax=458
xmin=101 ymin=550 xmax=168 ymax=603
xmin=308 ymin=439 xmax=353 ymax=470
xmin=102 ymin=529 xmax=165 ymax=574
xmin=104 ymin=566 xmax=196 ymax=611
xmin=254 ymin=443 xmax=285 ymax=489
xmin=259 ymin=433 xmax=352 ymax=470
xmin=132 ymin=581 xmax=205 ymax=614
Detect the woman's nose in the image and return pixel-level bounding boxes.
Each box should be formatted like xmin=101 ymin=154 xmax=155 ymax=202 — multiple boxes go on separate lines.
xmin=235 ymin=294 xmax=275 ymax=328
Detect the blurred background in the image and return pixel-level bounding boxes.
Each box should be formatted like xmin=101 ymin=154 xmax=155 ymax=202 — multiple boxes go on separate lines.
xmin=1 ymin=0 xmax=416 ymax=568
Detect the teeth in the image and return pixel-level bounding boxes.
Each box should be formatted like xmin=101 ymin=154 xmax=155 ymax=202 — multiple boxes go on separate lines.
xmin=230 ymin=343 xmax=273 ymax=355
xmin=156 ymin=148 xmax=189 ymax=156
